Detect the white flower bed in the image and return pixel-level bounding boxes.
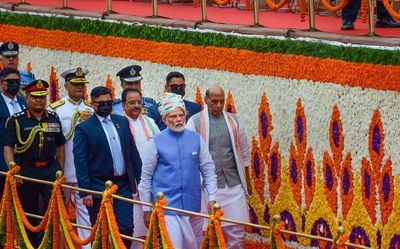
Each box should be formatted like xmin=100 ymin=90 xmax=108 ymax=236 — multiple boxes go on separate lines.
xmin=18 ymin=45 xmax=400 ymax=173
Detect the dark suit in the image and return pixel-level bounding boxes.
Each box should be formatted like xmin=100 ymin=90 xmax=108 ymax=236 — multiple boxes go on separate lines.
xmin=148 ymin=99 xmax=201 ymax=130
xmin=0 ymin=94 xmax=26 ymax=196
xmin=73 ymin=114 xmax=142 ymax=246
xmin=342 ymin=0 xmax=390 ymax=23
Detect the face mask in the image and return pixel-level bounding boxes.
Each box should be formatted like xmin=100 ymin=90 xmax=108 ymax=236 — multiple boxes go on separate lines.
xmin=170 ymin=85 xmax=185 ymax=97
xmin=5 ymin=79 xmax=20 ymax=95
xmin=96 ymin=101 xmax=113 ymax=117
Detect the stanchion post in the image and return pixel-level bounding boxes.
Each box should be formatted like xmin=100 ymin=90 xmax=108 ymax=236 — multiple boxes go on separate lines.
xmin=308 ymin=0 xmax=316 ymax=31
xmin=201 ymin=0 xmax=208 ymax=22
xmin=367 ymin=0 xmax=375 ymax=36
xmin=106 ymin=0 xmax=113 ymax=14
xmin=62 ymin=0 xmax=68 ymax=9
xmin=152 ymin=0 xmax=159 ymax=17
xmin=253 ymin=0 xmax=260 ymax=27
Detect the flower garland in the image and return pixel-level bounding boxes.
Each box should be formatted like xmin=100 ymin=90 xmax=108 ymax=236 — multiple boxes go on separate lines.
xmin=195 ymin=86 xmax=204 ymax=110
xmin=49 ymin=66 xmax=61 ymax=104
xmin=105 ymin=74 xmax=116 ymax=100
xmin=264 ymin=0 xmax=289 ymax=10
xmin=270 ymin=221 xmax=285 ymax=249
xmin=225 ymin=90 xmax=237 ymax=114
xmin=332 ymin=233 xmax=350 ymax=249
xmin=193 ymin=0 xmax=199 ymax=8
xmin=300 ymin=0 xmax=307 ymax=22
xmin=214 ymin=0 xmax=231 ymax=6
xmin=250 ymin=137 xmax=266 ymax=202
xmin=361 ymin=0 xmax=368 ymax=23
xmin=319 ymin=0 xmax=349 ymax=12
xmin=2 ymin=24 xmax=400 ymax=91
xmin=382 ymin=0 xmax=400 ymax=19
xmin=201 ymin=209 xmax=227 ymax=249
xmin=143 ymin=196 xmax=174 ymax=249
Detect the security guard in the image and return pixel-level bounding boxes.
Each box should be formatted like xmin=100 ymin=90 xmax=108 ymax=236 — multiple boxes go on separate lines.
xmin=0 ymin=41 xmax=36 ymax=89
xmin=114 ymin=65 xmax=155 ymax=115
xmin=1 ymin=79 xmax=66 ymax=247
xmin=47 ymin=67 xmax=92 ymax=249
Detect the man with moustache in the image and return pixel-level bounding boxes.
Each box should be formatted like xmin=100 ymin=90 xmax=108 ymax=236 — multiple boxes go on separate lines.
xmin=0 ymin=42 xmax=36 ymax=89
xmin=73 ymin=86 xmax=142 ymax=248
xmin=0 ymin=68 xmax=26 ymax=196
xmin=121 ymin=88 xmax=159 ymax=249
xmin=2 ymin=79 xmax=66 ymax=247
xmin=47 ymin=67 xmax=92 ymax=249
xmin=138 ymin=92 xmax=217 ymax=249
xmin=147 ymin=71 xmax=201 ymax=130
xmin=187 ymin=85 xmax=251 ymax=249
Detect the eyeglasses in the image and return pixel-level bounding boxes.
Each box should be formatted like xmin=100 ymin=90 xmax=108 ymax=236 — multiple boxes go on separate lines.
xmin=170 ymin=84 xmax=186 ymax=90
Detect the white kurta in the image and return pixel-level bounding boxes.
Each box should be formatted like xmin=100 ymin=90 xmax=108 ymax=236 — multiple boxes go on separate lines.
xmin=48 ymin=97 xmax=92 ymax=249
xmin=126 ymin=115 xmax=160 ymax=243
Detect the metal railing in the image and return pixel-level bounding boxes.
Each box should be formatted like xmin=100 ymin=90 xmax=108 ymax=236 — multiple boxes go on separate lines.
xmin=6 ymin=0 xmax=383 ymax=36
xmin=0 ymin=170 xmax=371 ymax=248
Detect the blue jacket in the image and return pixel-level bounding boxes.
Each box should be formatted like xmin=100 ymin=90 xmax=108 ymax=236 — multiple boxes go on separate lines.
xmin=148 ymin=99 xmax=201 ymax=130
xmin=0 ymin=95 xmax=26 ymax=171
xmin=73 ymin=114 xmax=142 ymax=197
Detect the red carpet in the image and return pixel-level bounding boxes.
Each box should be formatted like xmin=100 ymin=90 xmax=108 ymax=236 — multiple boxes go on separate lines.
xmin=1 ymin=0 xmax=400 ymax=38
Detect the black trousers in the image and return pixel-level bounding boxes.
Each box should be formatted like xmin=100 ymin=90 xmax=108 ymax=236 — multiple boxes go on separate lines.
xmin=87 ymin=176 xmax=133 ymax=248
xmin=17 ymin=162 xmax=60 ymax=247
xmin=342 ymin=0 xmax=391 ymax=22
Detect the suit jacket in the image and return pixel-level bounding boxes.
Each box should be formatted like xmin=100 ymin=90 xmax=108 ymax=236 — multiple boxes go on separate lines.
xmin=73 ymin=114 xmax=142 ymax=197
xmin=0 ymin=94 xmax=26 ymax=171
xmin=148 ymin=99 xmax=201 ymax=131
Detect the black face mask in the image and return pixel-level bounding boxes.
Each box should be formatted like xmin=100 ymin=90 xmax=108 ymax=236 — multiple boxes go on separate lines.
xmin=5 ymin=79 xmax=20 ymax=96
xmin=96 ymin=101 xmax=113 ymax=117
xmin=170 ymin=85 xmax=185 ymax=97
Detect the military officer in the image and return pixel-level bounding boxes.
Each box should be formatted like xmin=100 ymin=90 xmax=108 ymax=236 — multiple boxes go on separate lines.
xmin=0 ymin=41 xmax=36 ymax=89
xmin=1 ymin=79 xmax=66 ymax=247
xmin=114 ymin=65 xmax=155 ymax=115
xmin=47 ymin=67 xmax=92 ymax=249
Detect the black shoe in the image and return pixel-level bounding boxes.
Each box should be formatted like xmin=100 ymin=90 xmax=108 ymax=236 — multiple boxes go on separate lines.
xmin=341 ymin=20 xmax=354 ymax=30
xmin=376 ymin=17 xmax=400 ymax=28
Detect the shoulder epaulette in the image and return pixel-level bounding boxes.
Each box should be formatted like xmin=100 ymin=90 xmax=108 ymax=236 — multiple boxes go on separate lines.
xmin=143 ymin=97 xmax=156 ymax=104
xmin=114 ymin=98 xmax=122 ymax=104
xmin=49 ymin=100 xmax=65 ymax=110
xmin=47 ymin=110 xmax=57 ymax=116
xmin=12 ymin=111 xmax=25 ymax=118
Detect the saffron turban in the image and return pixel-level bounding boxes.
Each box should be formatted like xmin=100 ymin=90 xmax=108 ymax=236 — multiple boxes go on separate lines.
xmin=158 ymin=92 xmax=186 ymax=117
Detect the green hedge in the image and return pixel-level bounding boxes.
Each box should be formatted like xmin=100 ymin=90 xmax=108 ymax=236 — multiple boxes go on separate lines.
xmin=0 ymin=11 xmax=399 ymax=65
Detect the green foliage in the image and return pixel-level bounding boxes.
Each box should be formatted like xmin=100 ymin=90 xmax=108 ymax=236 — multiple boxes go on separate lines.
xmin=0 ymin=11 xmax=399 ymax=65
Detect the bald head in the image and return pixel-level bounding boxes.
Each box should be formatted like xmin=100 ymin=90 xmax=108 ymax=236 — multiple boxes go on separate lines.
xmin=205 ymin=85 xmax=225 ymax=117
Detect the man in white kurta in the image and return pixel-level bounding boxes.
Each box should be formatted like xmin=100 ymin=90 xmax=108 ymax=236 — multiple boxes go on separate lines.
xmin=47 ymin=67 xmax=92 ymax=249
xmin=138 ymin=93 xmax=218 ymax=249
xmin=121 ymin=88 xmax=160 ymax=249
xmin=187 ymin=85 xmax=251 ymax=249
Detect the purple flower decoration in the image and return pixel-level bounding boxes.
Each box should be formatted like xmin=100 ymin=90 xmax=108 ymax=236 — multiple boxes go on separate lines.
xmin=364 ymin=171 xmax=371 ymax=199
xmin=350 ymin=226 xmax=371 ymax=247
xmin=325 ymin=164 xmax=334 ymax=190
xmin=296 ymin=116 xmax=304 ymax=143
xmin=253 ymin=153 xmax=261 ymax=178
xmin=389 ymin=235 xmax=400 ymax=249
xmin=372 ymin=126 xmax=381 ymax=154
xmin=260 ymin=111 xmax=269 ymax=138
xmin=263 ymin=204 xmax=270 ymax=224
xmin=301 ymin=214 xmax=306 ymax=232
xmin=280 ymin=211 xmax=298 ymax=242
xmin=271 ymin=153 xmax=278 ymax=182
xmin=332 ymin=120 xmax=340 ymax=148
xmin=306 ymin=161 xmax=313 ymax=187
xmin=290 ymin=158 xmax=298 ymax=184
xmin=382 ymin=173 xmax=391 ymax=202
xmin=343 ymin=167 xmax=350 ymax=195
xmin=311 ymin=218 xmax=332 ymax=249
xmin=377 ymin=230 xmax=382 ymax=249
xmin=249 ymin=206 xmax=260 ymax=234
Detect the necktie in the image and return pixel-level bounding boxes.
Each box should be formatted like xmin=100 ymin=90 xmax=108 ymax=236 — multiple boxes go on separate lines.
xmin=10 ymin=99 xmax=20 ymax=115
xmin=103 ymin=119 xmax=124 ymax=176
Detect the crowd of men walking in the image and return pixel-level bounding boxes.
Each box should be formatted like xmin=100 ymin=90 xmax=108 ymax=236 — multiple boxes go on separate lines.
xmin=0 ymin=41 xmax=252 ymax=249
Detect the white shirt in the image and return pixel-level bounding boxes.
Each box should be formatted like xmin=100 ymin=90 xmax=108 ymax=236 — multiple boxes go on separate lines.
xmin=139 ymin=132 xmax=218 ymax=211
xmin=126 ymin=115 xmax=160 ymax=158
xmin=1 ymin=92 xmax=21 ymax=115
xmin=47 ymin=97 xmax=92 ymax=182
xmin=95 ymin=113 xmax=126 ymax=176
